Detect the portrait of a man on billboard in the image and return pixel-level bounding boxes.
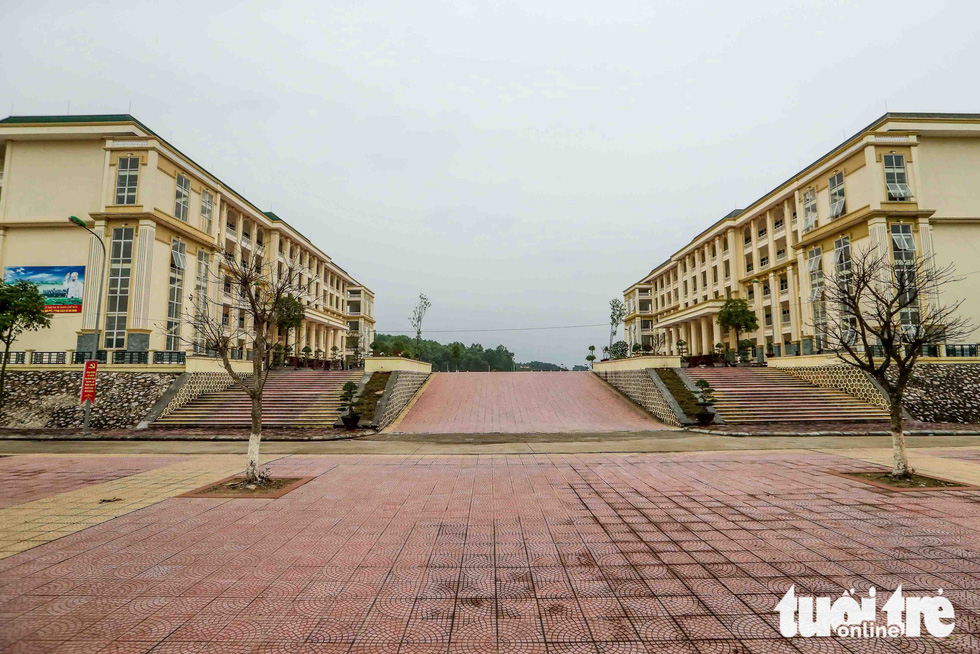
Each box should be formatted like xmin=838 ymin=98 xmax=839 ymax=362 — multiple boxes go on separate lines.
xmin=4 ymin=265 xmax=86 ymax=313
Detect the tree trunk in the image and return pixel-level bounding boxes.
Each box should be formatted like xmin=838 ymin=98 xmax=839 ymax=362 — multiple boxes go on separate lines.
xmin=889 ymin=396 xmax=910 ymax=478
xmin=245 ymin=395 xmax=262 ymax=483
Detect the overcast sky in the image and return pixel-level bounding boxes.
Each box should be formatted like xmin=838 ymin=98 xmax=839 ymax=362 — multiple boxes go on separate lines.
xmin=2 ymin=1 xmax=979 ymax=366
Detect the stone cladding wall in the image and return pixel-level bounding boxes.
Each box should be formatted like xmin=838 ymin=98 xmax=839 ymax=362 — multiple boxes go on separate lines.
xmin=888 ymin=363 xmax=980 ymax=423
xmin=594 ymin=369 xmax=683 ymax=427
xmin=0 ymin=371 xmax=178 ymax=429
xmin=377 ymin=372 xmax=429 ymax=429
xmin=160 ymin=372 xmax=252 ymax=417
xmin=780 ymin=365 xmax=889 ymax=410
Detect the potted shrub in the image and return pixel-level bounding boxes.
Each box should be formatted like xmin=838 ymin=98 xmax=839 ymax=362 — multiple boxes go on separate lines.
xmin=301 ymin=345 xmax=312 ymax=368
xmin=340 ymin=381 xmax=360 ymax=429
xmin=693 ymin=379 xmax=716 ymax=425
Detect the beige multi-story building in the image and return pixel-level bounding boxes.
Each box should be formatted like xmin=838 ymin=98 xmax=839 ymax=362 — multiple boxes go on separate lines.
xmin=624 ymin=112 xmax=980 ymax=360
xmin=0 ymin=114 xmax=374 ymax=365
xmin=345 ymin=283 xmax=376 ymax=361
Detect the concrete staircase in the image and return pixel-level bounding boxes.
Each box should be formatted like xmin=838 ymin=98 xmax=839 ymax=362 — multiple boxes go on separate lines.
xmin=687 ymin=367 xmax=889 ymax=424
xmin=154 ymin=369 xmax=363 ymax=428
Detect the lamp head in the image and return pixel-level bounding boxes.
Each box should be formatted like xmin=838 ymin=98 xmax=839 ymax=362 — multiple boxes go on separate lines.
xmin=68 ymin=216 xmax=86 ymax=227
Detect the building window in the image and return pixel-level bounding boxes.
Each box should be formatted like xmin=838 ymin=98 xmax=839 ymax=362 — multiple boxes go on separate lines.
xmin=194 ymin=250 xmax=210 ymax=354
xmin=166 ymin=239 xmax=187 ymax=350
xmin=808 ymin=247 xmax=826 ymax=349
xmin=114 ymin=157 xmax=139 ymax=205
xmin=174 ymin=173 xmax=191 ymax=221
xmin=834 ymin=236 xmax=852 ymax=278
xmin=828 ymin=172 xmax=846 ymax=219
xmin=884 ymin=154 xmax=913 ymax=200
xmin=200 ymin=189 xmax=214 ymax=234
xmin=104 ymin=227 xmax=134 ymax=348
xmin=835 ymin=236 xmax=856 ymax=344
xmin=802 ymin=188 xmax=817 ymax=232
xmin=891 ymin=224 xmax=919 ymax=338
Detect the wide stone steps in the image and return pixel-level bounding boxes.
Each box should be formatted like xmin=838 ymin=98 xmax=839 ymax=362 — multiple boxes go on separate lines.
xmin=155 ymin=370 xmax=363 ymax=428
xmin=686 ymin=367 xmax=889 ymax=424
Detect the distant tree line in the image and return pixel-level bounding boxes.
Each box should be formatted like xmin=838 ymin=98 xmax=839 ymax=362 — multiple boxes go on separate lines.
xmin=371 ymin=333 xmax=517 ymax=371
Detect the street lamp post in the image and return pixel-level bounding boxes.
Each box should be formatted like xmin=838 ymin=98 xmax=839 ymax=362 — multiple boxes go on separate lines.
xmin=69 ymin=216 xmax=106 ymax=435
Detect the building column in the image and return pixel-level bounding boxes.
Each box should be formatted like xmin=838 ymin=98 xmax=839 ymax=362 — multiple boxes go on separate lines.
xmin=917 ymin=216 xmax=940 ymax=313
xmin=787 ymin=263 xmax=801 ymax=347
xmin=753 ymin=280 xmax=765 ymax=351
xmin=130 ymin=219 xmax=156 ymax=331
xmin=701 ymin=317 xmax=712 ymax=357
xmin=770 ymin=271 xmax=782 ymax=354
xmin=712 ymin=316 xmax=722 ymax=352
xmin=80 ymin=220 xmax=107 ymax=332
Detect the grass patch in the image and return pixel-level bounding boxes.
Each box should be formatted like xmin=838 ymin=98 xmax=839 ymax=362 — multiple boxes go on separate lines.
xmin=656 ymin=368 xmax=701 ymax=420
xmin=354 ymin=372 xmax=391 ymax=424
xmin=842 ymin=471 xmax=967 ymax=489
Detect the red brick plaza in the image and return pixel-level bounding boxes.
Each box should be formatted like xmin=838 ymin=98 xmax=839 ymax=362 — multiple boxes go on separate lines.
xmin=1 ymin=451 xmax=979 ymax=653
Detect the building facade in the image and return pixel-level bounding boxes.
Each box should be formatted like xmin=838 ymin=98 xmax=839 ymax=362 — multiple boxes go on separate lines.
xmin=345 ymin=284 xmax=376 ymax=361
xmin=623 ymin=113 xmax=980 ymax=360
xmin=0 ymin=114 xmax=375 ymax=365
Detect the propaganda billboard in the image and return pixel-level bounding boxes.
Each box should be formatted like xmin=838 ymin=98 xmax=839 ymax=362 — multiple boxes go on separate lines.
xmin=4 ymin=265 xmax=86 ymax=314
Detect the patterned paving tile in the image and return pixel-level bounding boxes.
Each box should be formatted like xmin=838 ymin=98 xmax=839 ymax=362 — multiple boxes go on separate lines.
xmin=391 ymin=372 xmax=668 ymax=433
xmin=0 ymin=451 xmax=977 ymax=653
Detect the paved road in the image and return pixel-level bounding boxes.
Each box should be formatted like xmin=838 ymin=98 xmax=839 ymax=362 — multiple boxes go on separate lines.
xmin=391 ymin=372 xmax=668 ymax=434
xmin=1 ymin=449 xmax=978 ymax=651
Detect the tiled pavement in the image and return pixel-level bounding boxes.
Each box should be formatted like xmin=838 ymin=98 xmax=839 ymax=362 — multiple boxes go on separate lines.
xmin=0 ymin=455 xmax=279 ymax=559
xmin=0 ymin=450 xmax=978 ymax=652
xmin=0 ymin=456 xmax=184 ymax=509
xmin=391 ymin=373 xmax=668 ymax=434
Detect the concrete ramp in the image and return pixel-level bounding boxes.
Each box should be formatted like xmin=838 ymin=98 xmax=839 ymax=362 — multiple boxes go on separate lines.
xmin=389 ymin=371 xmax=667 ymax=434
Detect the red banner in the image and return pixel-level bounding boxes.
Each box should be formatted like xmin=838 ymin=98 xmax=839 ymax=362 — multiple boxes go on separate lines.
xmin=80 ymin=360 xmax=98 ymax=404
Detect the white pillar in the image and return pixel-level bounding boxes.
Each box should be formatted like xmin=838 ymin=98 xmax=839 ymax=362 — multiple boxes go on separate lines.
xmin=130 ymin=219 xmax=156 ymax=330
xmin=81 ymin=221 xmax=107 ymax=331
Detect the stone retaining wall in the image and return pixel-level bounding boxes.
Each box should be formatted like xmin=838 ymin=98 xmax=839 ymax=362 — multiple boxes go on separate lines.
xmin=594 ymin=369 xmax=685 ymax=427
xmin=889 ymin=363 xmax=980 ymax=423
xmin=0 ymin=371 xmax=179 ymax=429
xmin=780 ymin=365 xmax=889 ymax=410
xmin=376 ymin=371 xmax=429 ymax=429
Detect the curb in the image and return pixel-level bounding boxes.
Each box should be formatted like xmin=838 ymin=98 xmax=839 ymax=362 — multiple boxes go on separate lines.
xmin=685 ymin=427 xmax=980 ymax=437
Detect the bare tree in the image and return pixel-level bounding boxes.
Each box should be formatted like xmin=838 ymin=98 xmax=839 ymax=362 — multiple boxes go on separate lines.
xmin=410 ymin=293 xmax=431 ymax=358
xmin=645 ymin=332 xmax=666 ymax=355
xmin=821 ymin=246 xmax=971 ymax=478
xmin=187 ymin=253 xmax=304 ymax=484
xmin=609 ymin=298 xmax=626 ymax=349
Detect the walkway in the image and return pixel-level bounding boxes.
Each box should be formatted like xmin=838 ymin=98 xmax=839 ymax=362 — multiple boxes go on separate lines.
xmin=0 ymin=448 xmax=978 ymax=651
xmin=390 ymin=372 xmax=667 ymax=434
